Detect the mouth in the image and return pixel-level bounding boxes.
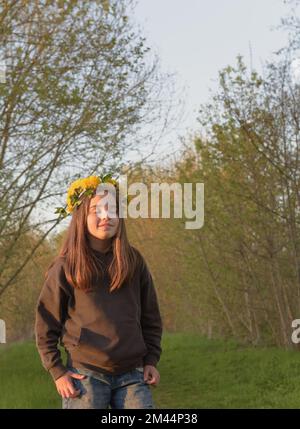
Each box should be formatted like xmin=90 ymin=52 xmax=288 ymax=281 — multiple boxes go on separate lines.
xmin=99 ymin=223 xmax=111 ymax=229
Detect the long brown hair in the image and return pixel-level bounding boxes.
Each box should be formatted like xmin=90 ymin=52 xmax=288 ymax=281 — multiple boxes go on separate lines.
xmin=47 ymin=188 xmax=141 ymax=293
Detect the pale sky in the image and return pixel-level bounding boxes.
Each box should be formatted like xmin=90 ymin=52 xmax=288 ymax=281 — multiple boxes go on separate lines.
xmin=131 ymin=0 xmax=293 ymax=162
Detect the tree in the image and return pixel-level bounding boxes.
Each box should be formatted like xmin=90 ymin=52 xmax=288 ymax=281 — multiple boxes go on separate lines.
xmin=176 ymin=50 xmax=300 ymax=348
xmin=0 ymin=0 xmax=177 ymax=297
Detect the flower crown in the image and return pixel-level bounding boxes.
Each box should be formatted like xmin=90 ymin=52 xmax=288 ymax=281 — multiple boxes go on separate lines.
xmin=55 ymin=173 xmax=119 ymax=219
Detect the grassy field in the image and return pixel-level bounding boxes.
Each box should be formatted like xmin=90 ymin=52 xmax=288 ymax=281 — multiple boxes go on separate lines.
xmin=1 ymin=332 xmax=300 ymax=408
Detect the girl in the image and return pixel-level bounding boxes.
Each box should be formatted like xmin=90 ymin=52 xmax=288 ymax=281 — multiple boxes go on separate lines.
xmin=35 ymin=175 xmax=163 ymax=409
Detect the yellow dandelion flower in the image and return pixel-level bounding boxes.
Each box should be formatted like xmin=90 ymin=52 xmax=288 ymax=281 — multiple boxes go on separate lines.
xmin=57 ymin=174 xmax=118 ymax=218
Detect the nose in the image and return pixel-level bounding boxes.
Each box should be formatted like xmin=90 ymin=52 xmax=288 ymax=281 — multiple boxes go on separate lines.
xmin=97 ymin=205 xmax=109 ymax=217
xmin=100 ymin=212 xmax=110 ymax=221
xmin=96 ymin=198 xmax=117 ymax=219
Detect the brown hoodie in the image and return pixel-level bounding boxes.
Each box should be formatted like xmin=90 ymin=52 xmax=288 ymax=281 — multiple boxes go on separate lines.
xmin=34 ymin=234 xmax=163 ymax=381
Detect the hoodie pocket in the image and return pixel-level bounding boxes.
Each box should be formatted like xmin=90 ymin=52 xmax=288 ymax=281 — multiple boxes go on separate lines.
xmin=61 ymin=321 xmax=81 ymax=350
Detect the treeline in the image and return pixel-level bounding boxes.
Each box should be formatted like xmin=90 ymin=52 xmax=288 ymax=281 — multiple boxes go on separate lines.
xmin=129 ymin=52 xmax=300 ymax=348
xmin=1 ymin=1 xmax=300 ymax=349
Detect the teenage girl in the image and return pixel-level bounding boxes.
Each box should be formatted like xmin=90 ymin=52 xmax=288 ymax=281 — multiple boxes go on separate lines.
xmin=35 ymin=177 xmax=163 ymax=409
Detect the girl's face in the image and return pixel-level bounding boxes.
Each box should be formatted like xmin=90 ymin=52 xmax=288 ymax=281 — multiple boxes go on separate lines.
xmin=87 ymin=193 xmax=119 ymax=240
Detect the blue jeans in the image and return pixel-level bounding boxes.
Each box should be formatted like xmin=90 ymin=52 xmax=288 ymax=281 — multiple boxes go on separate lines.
xmin=62 ymin=366 xmax=156 ymax=409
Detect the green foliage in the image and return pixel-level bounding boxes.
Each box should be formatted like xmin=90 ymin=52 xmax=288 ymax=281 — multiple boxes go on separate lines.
xmin=0 ymin=0 xmax=160 ymax=299
xmin=184 ymin=53 xmax=300 ymax=348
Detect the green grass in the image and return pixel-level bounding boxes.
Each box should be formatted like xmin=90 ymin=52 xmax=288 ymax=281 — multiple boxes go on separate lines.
xmin=1 ymin=332 xmax=300 ymax=408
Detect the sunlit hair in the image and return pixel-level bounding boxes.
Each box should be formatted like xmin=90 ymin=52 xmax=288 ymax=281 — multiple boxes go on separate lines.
xmin=46 ymin=188 xmax=142 ymax=293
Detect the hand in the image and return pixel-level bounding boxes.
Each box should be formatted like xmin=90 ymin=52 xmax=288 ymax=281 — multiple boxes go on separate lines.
xmin=143 ymin=365 xmax=160 ymax=387
xmin=55 ymin=370 xmax=87 ymax=398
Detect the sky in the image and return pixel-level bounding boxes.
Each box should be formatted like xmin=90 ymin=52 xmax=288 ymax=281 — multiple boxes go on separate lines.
xmin=131 ymin=0 xmax=293 ymax=162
